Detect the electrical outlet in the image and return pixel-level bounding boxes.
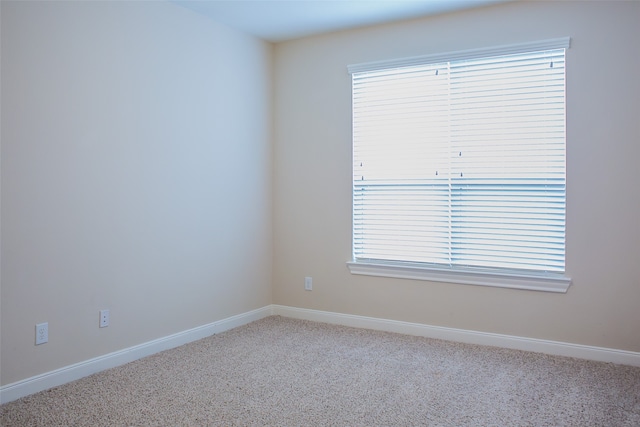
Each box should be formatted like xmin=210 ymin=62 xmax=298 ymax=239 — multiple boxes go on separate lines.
xmin=35 ymin=322 xmax=48 ymax=345
xmin=99 ymin=309 xmax=110 ymax=328
xmin=304 ymin=276 xmax=313 ymax=291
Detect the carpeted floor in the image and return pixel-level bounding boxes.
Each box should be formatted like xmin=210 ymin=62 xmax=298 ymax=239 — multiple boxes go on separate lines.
xmin=1 ymin=315 xmax=639 ymax=426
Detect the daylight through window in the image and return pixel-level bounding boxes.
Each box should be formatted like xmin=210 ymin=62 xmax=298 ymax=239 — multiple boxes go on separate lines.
xmin=350 ymin=39 xmax=569 ymax=278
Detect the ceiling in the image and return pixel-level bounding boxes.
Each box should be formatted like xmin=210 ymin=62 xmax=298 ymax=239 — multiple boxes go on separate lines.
xmin=172 ymin=0 xmax=506 ymax=43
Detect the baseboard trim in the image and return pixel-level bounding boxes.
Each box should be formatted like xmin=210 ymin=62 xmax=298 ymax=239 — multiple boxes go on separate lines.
xmin=4 ymin=304 xmax=638 ymax=404
xmin=0 ymin=306 xmax=272 ymax=404
xmin=272 ymin=305 xmax=640 ymax=367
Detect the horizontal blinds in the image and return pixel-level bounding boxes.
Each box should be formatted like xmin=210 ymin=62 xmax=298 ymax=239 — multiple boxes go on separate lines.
xmin=353 ymin=62 xmax=451 ymax=265
xmin=352 ymin=44 xmax=566 ymax=273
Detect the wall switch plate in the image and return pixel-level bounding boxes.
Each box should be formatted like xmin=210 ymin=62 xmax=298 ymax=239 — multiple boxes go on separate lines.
xmin=99 ymin=309 xmax=110 ymax=328
xmin=36 ymin=322 xmax=48 ymax=345
xmin=304 ymin=276 xmax=312 ymax=291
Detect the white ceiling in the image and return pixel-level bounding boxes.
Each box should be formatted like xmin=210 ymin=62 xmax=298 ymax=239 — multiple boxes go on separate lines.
xmin=172 ymin=0 xmax=506 ymax=43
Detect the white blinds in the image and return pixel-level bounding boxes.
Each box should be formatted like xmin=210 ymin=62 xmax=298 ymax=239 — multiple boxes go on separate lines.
xmin=351 ymin=41 xmax=568 ymax=273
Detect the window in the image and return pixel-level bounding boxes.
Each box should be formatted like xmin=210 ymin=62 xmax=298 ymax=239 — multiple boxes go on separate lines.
xmin=348 ymin=38 xmax=571 ymax=292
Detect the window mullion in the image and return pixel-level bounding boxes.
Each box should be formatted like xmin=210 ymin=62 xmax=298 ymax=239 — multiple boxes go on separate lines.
xmin=446 ymin=60 xmax=453 ymax=267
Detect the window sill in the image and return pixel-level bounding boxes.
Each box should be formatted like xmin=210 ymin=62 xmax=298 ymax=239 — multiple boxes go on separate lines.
xmin=346 ymin=261 xmax=571 ymax=293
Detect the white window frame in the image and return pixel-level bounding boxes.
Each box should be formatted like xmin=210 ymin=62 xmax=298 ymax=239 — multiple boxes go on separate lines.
xmin=347 ymin=38 xmax=572 ymax=293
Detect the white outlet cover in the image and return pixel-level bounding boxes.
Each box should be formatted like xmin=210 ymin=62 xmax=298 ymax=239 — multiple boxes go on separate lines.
xmin=35 ymin=322 xmax=48 ymax=345
xmin=99 ymin=309 xmax=110 ymax=328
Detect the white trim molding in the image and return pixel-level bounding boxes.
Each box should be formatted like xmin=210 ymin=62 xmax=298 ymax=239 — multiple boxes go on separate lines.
xmin=0 ymin=306 xmax=273 ymax=404
xmin=347 ymin=261 xmax=571 ymax=293
xmin=4 ymin=304 xmax=638 ymax=404
xmin=272 ymin=305 xmax=640 ymax=367
xmin=348 ymin=36 xmax=571 ymax=74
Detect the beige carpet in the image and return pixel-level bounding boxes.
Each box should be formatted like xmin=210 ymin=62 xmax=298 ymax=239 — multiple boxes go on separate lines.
xmin=1 ymin=316 xmax=639 ymax=426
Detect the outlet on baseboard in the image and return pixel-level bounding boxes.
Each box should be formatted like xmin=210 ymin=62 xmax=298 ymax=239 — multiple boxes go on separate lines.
xmin=99 ymin=309 xmax=110 ymax=328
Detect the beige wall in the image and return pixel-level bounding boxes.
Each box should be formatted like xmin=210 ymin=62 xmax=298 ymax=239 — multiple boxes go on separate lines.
xmin=273 ymin=1 xmax=640 ymax=351
xmin=1 ymin=1 xmax=273 ymax=385
xmin=2 ymin=0 xmax=639 ymax=391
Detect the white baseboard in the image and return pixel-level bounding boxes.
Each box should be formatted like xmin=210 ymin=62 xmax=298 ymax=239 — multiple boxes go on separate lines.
xmin=4 ymin=304 xmax=638 ymax=404
xmin=0 ymin=306 xmax=272 ymax=404
xmin=272 ymin=305 xmax=640 ymax=367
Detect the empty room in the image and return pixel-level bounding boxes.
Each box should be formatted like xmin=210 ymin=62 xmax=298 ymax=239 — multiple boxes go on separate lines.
xmin=1 ymin=0 xmax=639 ymax=425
